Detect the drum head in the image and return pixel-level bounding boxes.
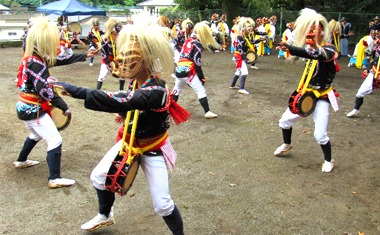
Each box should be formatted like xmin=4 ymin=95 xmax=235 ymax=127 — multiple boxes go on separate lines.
xmin=51 ymin=107 xmax=71 ymax=131
xmin=69 ymin=22 xmax=81 ymax=34
xmin=246 ymin=51 xmax=257 ymax=64
xmin=298 ymin=92 xmax=317 ymax=117
xmin=105 ymin=155 xmax=140 ymax=196
xmin=120 ymin=158 xmax=140 ymax=195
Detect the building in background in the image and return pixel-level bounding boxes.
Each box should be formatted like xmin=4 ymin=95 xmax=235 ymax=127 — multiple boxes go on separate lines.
xmin=137 ymin=0 xmax=177 ymax=16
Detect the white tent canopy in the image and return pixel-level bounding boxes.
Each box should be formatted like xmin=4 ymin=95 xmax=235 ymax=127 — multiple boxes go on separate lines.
xmin=0 ymin=4 xmax=10 ymax=10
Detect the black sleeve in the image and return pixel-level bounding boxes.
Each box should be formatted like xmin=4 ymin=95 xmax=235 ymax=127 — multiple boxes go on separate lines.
xmin=195 ymin=65 xmax=204 ymax=79
xmin=287 ymin=45 xmax=311 ymax=58
xmin=287 ymin=45 xmax=335 ymax=61
xmin=83 ymin=89 xmax=166 ymax=113
xmin=55 ymin=53 xmax=87 ymax=66
xmin=56 ymin=82 xmax=166 ymax=113
xmin=50 ymin=92 xmax=69 ymax=112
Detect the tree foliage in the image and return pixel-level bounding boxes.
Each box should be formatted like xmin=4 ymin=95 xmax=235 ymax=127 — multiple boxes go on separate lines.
xmin=2 ymin=0 xmax=378 ymax=13
xmin=174 ymin=0 xmax=379 ymax=14
xmin=0 ymin=0 xmax=135 ymax=8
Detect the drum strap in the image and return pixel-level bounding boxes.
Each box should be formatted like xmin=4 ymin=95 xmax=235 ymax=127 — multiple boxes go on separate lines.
xmin=333 ymin=32 xmax=340 ymax=52
xmin=372 ymin=56 xmax=380 ymax=79
xmin=219 ymin=22 xmax=226 ymax=45
xmin=92 ymin=28 xmax=102 ymax=43
xmin=63 ymin=32 xmax=69 ymax=43
xmin=244 ymin=36 xmax=255 ymax=52
xmin=371 ymin=57 xmax=380 ymax=88
xmin=118 ymin=81 xmax=168 ymax=165
xmin=110 ymin=35 xmax=116 ymax=59
xmin=297 ymin=60 xmax=317 ymax=94
xmin=258 ymin=41 xmax=265 ymax=55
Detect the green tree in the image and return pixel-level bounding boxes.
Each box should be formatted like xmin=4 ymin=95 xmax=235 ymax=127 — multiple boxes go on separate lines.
xmin=4 ymin=0 xmax=136 ymax=8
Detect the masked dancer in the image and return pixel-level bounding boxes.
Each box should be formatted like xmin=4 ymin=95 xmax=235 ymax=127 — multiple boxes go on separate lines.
xmin=230 ymin=17 xmax=263 ymax=95
xmin=54 ymin=14 xmax=189 ymax=234
xmin=274 ymin=8 xmax=340 ymax=173
xmin=172 ymin=21 xmax=221 ymax=119
xmin=348 ymin=29 xmax=376 ymax=69
xmin=346 ymin=24 xmax=380 ymax=117
xmin=57 ymin=23 xmax=73 ymax=60
xmin=230 ymin=16 xmax=240 ymax=53
xmin=87 ymin=18 xmax=104 ymax=67
xmin=277 ymin=22 xmax=295 ymax=59
xmin=217 ymin=14 xmax=229 ymax=51
xmin=172 ymin=19 xmax=192 ymax=65
xmin=328 ymin=19 xmax=341 ymax=58
xmin=96 ymin=18 xmax=124 ymax=91
xmin=15 ymin=16 xmax=95 ymax=188
xmin=210 ymin=13 xmax=222 ymax=52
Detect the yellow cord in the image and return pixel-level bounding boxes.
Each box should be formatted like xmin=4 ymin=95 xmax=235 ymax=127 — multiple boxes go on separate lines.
xmin=110 ymin=35 xmax=116 ymax=59
xmin=296 ymin=59 xmax=332 ymax=98
xmin=119 ymin=81 xmax=138 ymax=157
xmin=297 ymin=59 xmax=311 ymax=91
xmin=301 ymin=60 xmax=318 ymax=94
xmin=92 ymin=28 xmax=102 ymax=43
xmin=375 ymin=56 xmax=380 ymax=79
xmin=244 ymin=36 xmax=255 ymax=52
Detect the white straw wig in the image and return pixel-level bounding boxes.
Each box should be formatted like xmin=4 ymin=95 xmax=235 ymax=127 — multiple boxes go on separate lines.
xmin=103 ymin=17 xmax=122 ymax=39
xmin=328 ymin=19 xmax=341 ymax=35
xmin=181 ymin=18 xmax=194 ymax=31
xmin=181 ymin=18 xmax=194 ymax=39
xmin=237 ymin=17 xmax=255 ymax=33
xmin=116 ymin=13 xmax=174 ymax=80
xmin=193 ymin=21 xmax=221 ymax=51
xmin=293 ymin=8 xmax=330 ymax=48
xmin=24 ymin=15 xmax=60 ymax=67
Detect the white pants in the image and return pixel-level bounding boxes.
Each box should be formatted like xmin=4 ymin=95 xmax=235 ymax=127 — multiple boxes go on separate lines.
xmin=279 ymin=100 xmax=330 ymax=145
xmin=234 ymin=60 xmax=249 ymax=76
xmin=356 ymin=72 xmax=375 ymax=98
xmin=97 ymin=63 xmax=109 ymax=82
xmin=172 ymin=73 xmax=206 ymax=99
xmin=174 ymin=50 xmax=180 ymax=64
xmin=90 ymin=140 xmax=175 ymax=217
xmin=24 ymin=113 xmax=62 ymax=151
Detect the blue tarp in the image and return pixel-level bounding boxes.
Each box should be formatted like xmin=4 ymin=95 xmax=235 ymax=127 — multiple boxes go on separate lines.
xmin=36 ymin=0 xmax=106 ymax=16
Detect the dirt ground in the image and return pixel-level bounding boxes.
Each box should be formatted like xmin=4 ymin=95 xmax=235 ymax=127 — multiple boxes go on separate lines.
xmin=0 ymin=45 xmax=379 ymax=235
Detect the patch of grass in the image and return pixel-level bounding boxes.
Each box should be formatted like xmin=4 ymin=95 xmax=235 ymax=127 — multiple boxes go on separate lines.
xmin=0 ymin=40 xmax=22 ymax=48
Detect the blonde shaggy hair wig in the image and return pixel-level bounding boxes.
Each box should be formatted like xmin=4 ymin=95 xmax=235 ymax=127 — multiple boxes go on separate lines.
xmin=237 ymin=17 xmax=255 ymax=33
xmin=328 ymin=19 xmax=341 ymax=35
xmin=157 ymin=15 xmax=170 ymax=28
xmin=116 ymin=13 xmax=174 ymax=80
xmin=103 ymin=17 xmax=122 ymax=39
xmin=24 ymin=15 xmax=60 ymax=67
xmin=193 ymin=21 xmax=221 ymax=51
xmin=293 ymin=8 xmax=330 ymax=48
xmin=181 ymin=18 xmax=194 ymax=39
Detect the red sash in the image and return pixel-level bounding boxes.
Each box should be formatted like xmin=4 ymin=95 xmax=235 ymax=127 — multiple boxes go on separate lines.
xmin=19 ymin=92 xmax=52 ymax=117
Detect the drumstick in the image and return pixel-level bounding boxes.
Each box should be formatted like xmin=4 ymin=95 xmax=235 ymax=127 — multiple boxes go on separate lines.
xmin=89 ymin=41 xmax=107 ymax=53
xmin=53 ymin=85 xmax=72 ymax=97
